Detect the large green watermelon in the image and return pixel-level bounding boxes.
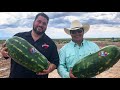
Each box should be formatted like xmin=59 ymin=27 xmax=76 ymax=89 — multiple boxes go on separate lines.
xmin=72 ymin=45 xmax=120 ymax=78
xmin=6 ymin=36 xmax=49 ymax=73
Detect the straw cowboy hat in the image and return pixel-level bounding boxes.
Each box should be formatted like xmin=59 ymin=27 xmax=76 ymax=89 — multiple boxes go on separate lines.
xmin=64 ymin=20 xmax=90 ymax=35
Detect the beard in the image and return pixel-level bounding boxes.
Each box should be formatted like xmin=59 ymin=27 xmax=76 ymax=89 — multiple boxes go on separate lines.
xmin=33 ymin=27 xmax=45 ymax=35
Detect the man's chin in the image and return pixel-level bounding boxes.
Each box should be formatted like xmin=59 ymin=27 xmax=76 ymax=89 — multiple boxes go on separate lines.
xmin=33 ymin=29 xmax=45 ymax=35
xmin=75 ymin=39 xmax=82 ymax=42
xmin=36 ymin=31 xmax=45 ymax=35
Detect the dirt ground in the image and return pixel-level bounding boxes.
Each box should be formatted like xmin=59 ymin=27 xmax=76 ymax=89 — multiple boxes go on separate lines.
xmin=0 ymin=41 xmax=120 ymax=78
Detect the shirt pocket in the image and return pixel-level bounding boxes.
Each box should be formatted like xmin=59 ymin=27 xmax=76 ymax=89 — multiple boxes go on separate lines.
xmin=83 ymin=49 xmax=95 ymax=58
xmin=65 ymin=52 xmax=76 ymax=66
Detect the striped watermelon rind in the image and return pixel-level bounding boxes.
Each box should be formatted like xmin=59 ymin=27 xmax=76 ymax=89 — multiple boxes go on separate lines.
xmin=72 ymin=45 xmax=120 ymax=78
xmin=6 ymin=36 xmax=49 ymax=73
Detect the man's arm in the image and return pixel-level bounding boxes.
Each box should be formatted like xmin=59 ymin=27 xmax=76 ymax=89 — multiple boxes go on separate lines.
xmin=37 ymin=42 xmax=59 ymax=75
xmin=57 ymin=49 xmax=70 ymax=78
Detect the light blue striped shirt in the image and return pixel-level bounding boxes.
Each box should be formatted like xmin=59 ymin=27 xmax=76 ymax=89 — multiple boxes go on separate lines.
xmin=57 ymin=39 xmax=100 ymax=78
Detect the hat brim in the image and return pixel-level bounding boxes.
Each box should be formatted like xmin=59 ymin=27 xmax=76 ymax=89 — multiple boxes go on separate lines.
xmin=64 ymin=28 xmax=71 ymax=35
xmin=64 ymin=24 xmax=90 ymax=35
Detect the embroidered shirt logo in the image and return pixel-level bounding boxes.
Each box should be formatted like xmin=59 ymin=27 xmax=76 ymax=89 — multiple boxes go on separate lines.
xmin=98 ymin=51 xmax=109 ymax=56
xmin=29 ymin=47 xmax=37 ymax=54
xmin=42 ymin=43 xmax=49 ymax=49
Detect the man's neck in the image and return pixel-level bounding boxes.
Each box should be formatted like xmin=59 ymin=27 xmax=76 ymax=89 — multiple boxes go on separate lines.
xmin=31 ymin=30 xmax=43 ymax=41
xmin=72 ymin=39 xmax=83 ymax=46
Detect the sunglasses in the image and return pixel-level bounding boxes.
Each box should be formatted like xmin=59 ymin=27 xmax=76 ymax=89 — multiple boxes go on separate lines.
xmin=70 ymin=28 xmax=84 ymax=34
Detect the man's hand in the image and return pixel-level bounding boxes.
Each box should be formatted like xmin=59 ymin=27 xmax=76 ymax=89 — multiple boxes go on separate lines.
xmin=69 ymin=68 xmax=77 ymax=78
xmin=0 ymin=42 xmax=10 ymax=58
xmin=37 ymin=61 xmax=56 ymax=75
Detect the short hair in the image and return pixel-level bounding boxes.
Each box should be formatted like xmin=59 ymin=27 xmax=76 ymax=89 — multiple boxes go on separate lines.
xmin=35 ymin=12 xmax=49 ymax=22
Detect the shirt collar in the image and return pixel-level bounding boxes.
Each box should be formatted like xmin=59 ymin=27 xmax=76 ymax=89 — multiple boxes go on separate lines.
xmin=25 ymin=30 xmax=46 ymax=40
xmin=25 ymin=30 xmax=32 ymax=36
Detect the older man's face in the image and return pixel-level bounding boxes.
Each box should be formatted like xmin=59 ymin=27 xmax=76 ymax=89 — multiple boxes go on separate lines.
xmin=70 ymin=29 xmax=84 ymax=42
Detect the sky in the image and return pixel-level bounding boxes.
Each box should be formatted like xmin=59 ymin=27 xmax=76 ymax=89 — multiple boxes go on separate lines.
xmin=0 ymin=12 xmax=120 ymax=40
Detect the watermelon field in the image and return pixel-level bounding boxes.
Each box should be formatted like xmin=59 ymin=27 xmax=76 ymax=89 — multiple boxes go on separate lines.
xmin=0 ymin=38 xmax=120 ymax=78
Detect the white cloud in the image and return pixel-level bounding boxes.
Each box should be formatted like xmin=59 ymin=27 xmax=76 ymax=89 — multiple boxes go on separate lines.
xmin=0 ymin=13 xmax=14 ymax=24
xmin=85 ymin=12 xmax=117 ymax=20
xmin=0 ymin=12 xmax=38 ymax=25
xmin=84 ymin=25 xmax=120 ymax=38
xmin=64 ymin=16 xmax=79 ymax=22
xmin=0 ymin=12 xmax=120 ymax=39
xmin=0 ymin=26 xmax=31 ymax=38
xmin=46 ymin=27 xmax=71 ymax=39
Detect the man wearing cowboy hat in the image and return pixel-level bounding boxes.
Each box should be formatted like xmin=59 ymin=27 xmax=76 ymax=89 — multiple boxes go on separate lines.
xmin=57 ymin=20 xmax=100 ymax=78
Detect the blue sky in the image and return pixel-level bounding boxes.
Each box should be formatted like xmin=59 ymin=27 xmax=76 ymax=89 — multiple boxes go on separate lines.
xmin=0 ymin=12 xmax=120 ymax=39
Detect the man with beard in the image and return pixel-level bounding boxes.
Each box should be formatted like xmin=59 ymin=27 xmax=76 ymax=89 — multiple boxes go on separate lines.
xmin=1 ymin=13 xmax=59 ymax=78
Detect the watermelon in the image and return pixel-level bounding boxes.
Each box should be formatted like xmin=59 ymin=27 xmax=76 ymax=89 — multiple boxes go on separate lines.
xmin=6 ymin=36 xmax=49 ymax=73
xmin=72 ymin=45 xmax=120 ymax=78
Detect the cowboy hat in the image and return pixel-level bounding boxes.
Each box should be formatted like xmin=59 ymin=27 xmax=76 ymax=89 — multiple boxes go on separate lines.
xmin=64 ymin=20 xmax=90 ymax=35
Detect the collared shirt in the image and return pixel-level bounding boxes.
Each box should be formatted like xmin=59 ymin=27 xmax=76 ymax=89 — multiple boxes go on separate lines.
xmin=9 ymin=30 xmax=59 ymax=78
xmin=57 ymin=40 xmax=100 ymax=78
